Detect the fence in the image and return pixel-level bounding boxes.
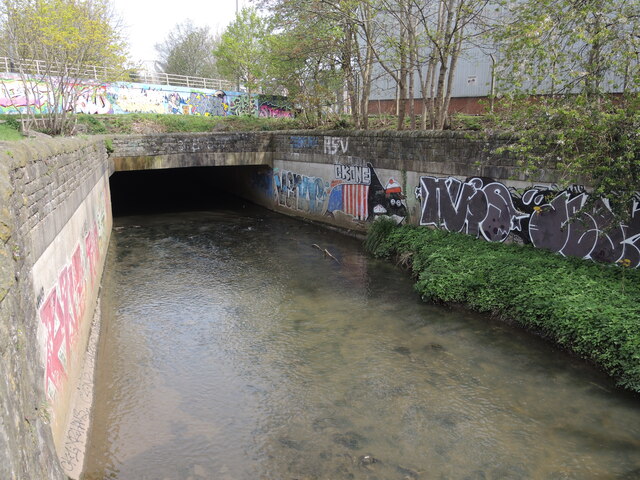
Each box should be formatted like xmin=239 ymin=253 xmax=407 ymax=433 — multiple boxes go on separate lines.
xmin=0 ymin=57 xmax=236 ymax=91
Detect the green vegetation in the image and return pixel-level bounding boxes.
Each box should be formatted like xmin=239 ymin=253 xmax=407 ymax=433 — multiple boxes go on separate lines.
xmin=0 ymin=118 xmax=23 ymax=141
xmin=0 ymin=0 xmax=129 ymax=135
xmin=365 ymin=219 xmax=640 ymax=392
xmin=488 ymin=96 xmax=640 ymax=219
xmin=72 ymin=114 xmax=303 ymax=134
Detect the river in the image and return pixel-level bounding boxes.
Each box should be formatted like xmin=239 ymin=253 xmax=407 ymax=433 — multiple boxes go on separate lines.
xmin=83 ymin=205 xmax=640 ymax=479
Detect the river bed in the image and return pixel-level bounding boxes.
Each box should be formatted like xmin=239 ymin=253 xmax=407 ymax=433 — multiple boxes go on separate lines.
xmin=83 ymin=206 xmax=640 ymax=479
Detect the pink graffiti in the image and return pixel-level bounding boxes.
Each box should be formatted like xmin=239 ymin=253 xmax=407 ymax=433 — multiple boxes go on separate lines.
xmin=40 ymin=288 xmax=68 ymax=396
xmin=259 ymin=104 xmax=293 ymax=118
xmin=39 ymin=222 xmax=103 ymax=398
xmin=85 ymin=225 xmax=99 ymax=284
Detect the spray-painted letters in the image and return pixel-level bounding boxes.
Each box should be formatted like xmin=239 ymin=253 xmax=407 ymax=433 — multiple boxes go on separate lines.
xmin=416 ymin=176 xmax=640 ymax=267
xmin=0 ymin=73 xmax=293 ymax=117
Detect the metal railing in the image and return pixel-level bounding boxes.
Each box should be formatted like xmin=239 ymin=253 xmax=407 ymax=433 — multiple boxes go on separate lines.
xmin=0 ymin=56 xmax=236 ymax=91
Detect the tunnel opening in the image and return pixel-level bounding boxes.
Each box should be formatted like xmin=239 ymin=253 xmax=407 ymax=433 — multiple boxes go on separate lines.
xmin=109 ymin=165 xmax=271 ymax=216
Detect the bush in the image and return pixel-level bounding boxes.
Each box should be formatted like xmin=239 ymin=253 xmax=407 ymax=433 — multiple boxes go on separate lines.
xmin=365 ymin=221 xmax=640 ymax=391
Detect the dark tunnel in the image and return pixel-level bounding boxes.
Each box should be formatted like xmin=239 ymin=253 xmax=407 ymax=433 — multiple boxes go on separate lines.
xmin=108 ymin=165 xmax=270 ymax=216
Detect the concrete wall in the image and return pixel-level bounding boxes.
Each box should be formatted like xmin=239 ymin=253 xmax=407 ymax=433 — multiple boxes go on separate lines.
xmin=268 ymin=131 xmax=639 ymax=267
xmin=108 ymin=131 xmax=639 ymax=267
xmin=109 ymin=132 xmax=274 ymax=172
xmin=0 ymin=137 xmax=111 ymax=479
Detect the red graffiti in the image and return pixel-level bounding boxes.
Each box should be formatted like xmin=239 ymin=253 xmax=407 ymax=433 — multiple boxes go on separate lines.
xmin=40 ymin=288 xmax=68 ymax=397
xmin=39 ymin=227 xmax=101 ymax=398
xmin=259 ymin=104 xmax=293 ymax=118
xmin=85 ymin=225 xmax=99 ymax=284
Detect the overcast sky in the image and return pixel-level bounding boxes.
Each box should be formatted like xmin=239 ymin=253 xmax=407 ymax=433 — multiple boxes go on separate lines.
xmin=111 ymin=0 xmax=248 ymax=66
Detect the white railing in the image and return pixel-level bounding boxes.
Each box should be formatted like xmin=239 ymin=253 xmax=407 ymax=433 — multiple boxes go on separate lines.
xmin=0 ymin=56 xmax=236 ymax=91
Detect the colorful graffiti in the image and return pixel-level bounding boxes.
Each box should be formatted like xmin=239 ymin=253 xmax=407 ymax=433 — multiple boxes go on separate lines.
xmin=257 ymin=95 xmax=294 ymax=118
xmin=275 ymin=169 xmax=328 ymax=214
xmin=37 ymin=184 xmax=108 ymax=400
xmin=0 ymin=73 xmax=294 ymax=117
xmin=415 ymin=176 xmax=640 ymax=267
xmin=274 ymin=161 xmax=408 ymax=224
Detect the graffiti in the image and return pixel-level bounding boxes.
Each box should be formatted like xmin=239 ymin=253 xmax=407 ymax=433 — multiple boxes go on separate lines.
xmin=416 ymin=175 xmax=640 ymax=267
xmin=324 ymin=137 xmax=349 ymax=155
xmin=274 ymin=168 xmax=328 ymax=214
xmin=259 ymin=104 xmax=293 ymax=118
xmin=0 ymin=78 xmax=54 ymax=113
xmin=39 ymin=239 xmax=99 ymax=399
xmin=75 ymin=86 xmax=111 ymax=114
xmin=291 ymin=136 xmax=319 ymax=149
xmin=257 ymin=95 xmax=294 ymax=118
xmin=273 ymin=162 xmax=407 ymax=224
xmin=1 ymin=73 xmax=293 ymax=117
xmin=38 ymin=182 xmax=107 ymax=400
xmin=334 ymin=163 xmax=371 ymax=185
xmin=327 ymin=163 xmax=407 ymax=223
xmin=230 ymin=94 xmax=258 ymax=116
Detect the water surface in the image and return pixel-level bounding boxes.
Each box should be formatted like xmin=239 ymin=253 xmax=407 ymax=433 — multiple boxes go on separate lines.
xmin=84 ymin=207 xmax=640 ymax=479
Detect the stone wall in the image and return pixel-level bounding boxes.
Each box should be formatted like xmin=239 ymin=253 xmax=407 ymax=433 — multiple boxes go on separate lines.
xmin=268 ymin=131 xmax=638 ymax=267
xmin=0 ymin=137 xmax=111 ymax=479
xmin=108 ymin=131 xmax=639 ymax=266
xmin=109 ymin=132 xmax=273 ymax=172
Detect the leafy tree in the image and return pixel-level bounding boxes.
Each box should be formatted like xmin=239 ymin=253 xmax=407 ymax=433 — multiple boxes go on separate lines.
xmin=155 ymin=20 xmax=220 ymax=79
xmin=214 ymin=7 xmax=269 ymax=101
xmin=263 ymin=0 xmax=354 ymax=126
xmin=488 ymin=0 xmax=640 ymax=217
xmin=0 ymin=0 xmax=128 ymax=134
xmin=493 ymin=0 xmax=640 ymax=96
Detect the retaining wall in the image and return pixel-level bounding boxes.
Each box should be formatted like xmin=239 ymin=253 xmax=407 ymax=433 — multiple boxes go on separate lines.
xmin=108 ymin=131 xmax=640 ymax=267
xmin=1 ymin=128 xmax=637 ymax=479
xmin=0 ymin=137 xmax=111 ymax=479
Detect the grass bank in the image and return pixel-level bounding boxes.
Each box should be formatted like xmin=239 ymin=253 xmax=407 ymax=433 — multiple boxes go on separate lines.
xmin=365 ymin=219 xmax=640 ymax=392
xmin=0 ymin=117 xmax=23 ymax=141
xmin=0 ymin=112 xmax=486 ymax=140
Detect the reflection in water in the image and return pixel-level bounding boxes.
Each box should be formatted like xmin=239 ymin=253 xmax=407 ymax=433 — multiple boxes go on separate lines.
xmin=84 ymin=207 xmax=640 ymax=480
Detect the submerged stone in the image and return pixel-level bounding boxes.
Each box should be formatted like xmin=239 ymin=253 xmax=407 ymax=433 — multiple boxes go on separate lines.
xmin=332 ymin=431 xmax=367 ymax=450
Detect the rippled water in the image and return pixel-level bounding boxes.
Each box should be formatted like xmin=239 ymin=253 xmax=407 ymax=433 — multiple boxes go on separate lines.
xmin=84 ymin=206 xmax=640 ymax=480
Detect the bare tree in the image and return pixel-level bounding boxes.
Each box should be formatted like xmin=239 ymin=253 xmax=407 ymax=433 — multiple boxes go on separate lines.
xmin=155 ymin=20 xmax=220 ymax=79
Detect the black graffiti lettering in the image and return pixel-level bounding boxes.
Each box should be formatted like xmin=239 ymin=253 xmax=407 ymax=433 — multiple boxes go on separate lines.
xmin=418 ymin=175 xmax=640 ymax=267
xmin=334 ymin=164 xmax=371 ymax=185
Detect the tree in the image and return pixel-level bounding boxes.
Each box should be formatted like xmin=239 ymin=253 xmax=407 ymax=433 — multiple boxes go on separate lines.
xmin=493 ymin=0 xmax=640 ymax=97
xmin=155 ymin=20 xmax=220 ymax=79
xmin=0 ymin=0 xmax=128 ymax=134
xmin=262 ymin=0 xmax=353 ymax=126
xmin=488 ymin=0 xmax=640 ymax=218
xmin=214 ymin=7 xmax=269 ymax=101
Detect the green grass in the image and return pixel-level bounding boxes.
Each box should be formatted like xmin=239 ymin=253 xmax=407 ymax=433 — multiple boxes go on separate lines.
xmin=365 ymin=219 xmax=640 ymax=392
xmin=74 ymin=113 xmax=306 ymax=134
xmin=0 ymin=117 xmax=24 ymax=141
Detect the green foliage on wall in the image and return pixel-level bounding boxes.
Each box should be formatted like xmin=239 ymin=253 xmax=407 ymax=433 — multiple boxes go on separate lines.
xmin=365 ymin=220 xmax=640 ymax=392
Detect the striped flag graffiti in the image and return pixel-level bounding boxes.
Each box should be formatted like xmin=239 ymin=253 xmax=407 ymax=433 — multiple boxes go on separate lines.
xmin=327 ymin=183 xmax=370 ymax=220
xmin=340 ymin=184 xmax=369 ymax=220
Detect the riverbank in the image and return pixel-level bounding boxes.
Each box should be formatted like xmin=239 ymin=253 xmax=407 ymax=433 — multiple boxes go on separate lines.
xmin=364 ymin=219 xmax=640 ymax=393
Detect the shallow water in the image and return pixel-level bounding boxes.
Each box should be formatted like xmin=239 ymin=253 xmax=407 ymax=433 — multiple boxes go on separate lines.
xmin=84 ymin=206 xmax=640 ymax=480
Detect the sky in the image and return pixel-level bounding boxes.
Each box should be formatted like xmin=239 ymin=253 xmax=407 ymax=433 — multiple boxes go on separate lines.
xmin=111 ymin=0 xmax=249 ymax=68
